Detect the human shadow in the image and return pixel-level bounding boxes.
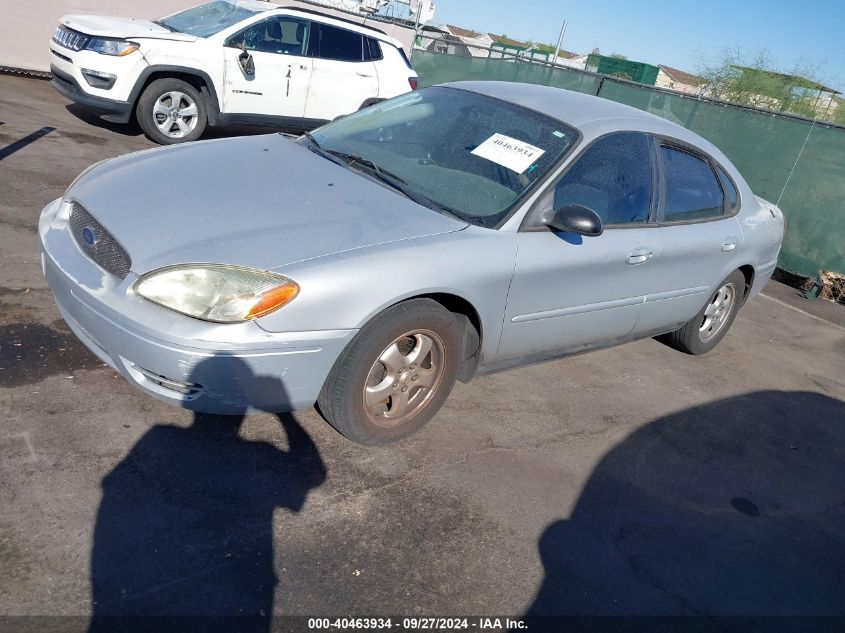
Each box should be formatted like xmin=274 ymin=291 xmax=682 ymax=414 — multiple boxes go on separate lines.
xmin=523 ymin=390 xmax=845 ymax=632
xmin=88 ymin=357 xmax=327 ymax=633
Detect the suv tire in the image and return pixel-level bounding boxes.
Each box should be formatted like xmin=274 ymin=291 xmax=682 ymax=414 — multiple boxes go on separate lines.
xmin=136 ymin=78 xmax=207 ymax=145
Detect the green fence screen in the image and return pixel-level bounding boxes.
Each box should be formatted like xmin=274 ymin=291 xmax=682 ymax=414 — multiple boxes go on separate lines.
xmin=414 ymin=50 xmax=845 ymax=279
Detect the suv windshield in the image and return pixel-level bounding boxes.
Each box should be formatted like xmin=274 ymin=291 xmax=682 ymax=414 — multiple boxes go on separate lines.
xmin=155 ymin=0 xmax=265 ymax=37
xmin=304 ymin=87 xmax=578 ymax=228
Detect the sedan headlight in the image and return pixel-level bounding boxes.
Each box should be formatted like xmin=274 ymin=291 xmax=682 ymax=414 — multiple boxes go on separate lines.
xmin=87 ymin=37 xmax=139 ymax=56
xmin=134 ymin=264 xmax=299 ymax=323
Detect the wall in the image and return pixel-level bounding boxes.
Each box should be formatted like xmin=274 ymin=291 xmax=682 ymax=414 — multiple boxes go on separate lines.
xmin=0 ymin=0 xmax=415 ymax=74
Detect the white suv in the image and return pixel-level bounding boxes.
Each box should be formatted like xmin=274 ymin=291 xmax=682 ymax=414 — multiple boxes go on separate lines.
xmin=49 ymin=0 xmax=418 ymax=144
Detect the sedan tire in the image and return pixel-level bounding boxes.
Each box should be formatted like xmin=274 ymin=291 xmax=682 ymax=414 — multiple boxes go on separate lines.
xmin=317 ymin=299 xmax=462 ymax=445
xmin=136 ymin=78 xmax=207 ymax=145
xmin=661 ymin=269 xmax=746 ymax=355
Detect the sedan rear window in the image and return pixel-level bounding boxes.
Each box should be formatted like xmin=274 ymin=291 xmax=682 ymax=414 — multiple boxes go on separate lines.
xmin=661 ymin=146 xmax=724 ymax=222
xmin=306 ymin=87 xmax=578 ymax=228
xmin=716 ymin=165 xmax=739 ymax=210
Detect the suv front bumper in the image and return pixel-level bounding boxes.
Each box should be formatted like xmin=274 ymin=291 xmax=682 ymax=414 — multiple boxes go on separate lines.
xmin=50 ymin=65 xmax=133 ymax=123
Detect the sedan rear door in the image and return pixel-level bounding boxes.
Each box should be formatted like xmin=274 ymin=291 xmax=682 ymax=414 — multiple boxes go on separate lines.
xmin=634 ymin=142 xmax=743 ymax=334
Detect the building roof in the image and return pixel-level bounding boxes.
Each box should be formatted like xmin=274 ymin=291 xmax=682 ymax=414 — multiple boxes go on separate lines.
xmin=445 ymin=24 xmax=482 ymax=39
xmin=556 ymin=50 xmax=581 ymax=60
xmin=532 ymin=44 xmax=581 ymax=59
xmin=489 ymin=34 xmax=526 ymax=48
xmin=658 ymin=64 xmax=706 ymax=86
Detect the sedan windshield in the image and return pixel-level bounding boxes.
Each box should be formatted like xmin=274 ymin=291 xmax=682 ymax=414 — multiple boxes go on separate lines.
xmin=304 ymin=87 xmax=578 ymax=228
xmin=155 ymin=0 xmax=265 ymax=37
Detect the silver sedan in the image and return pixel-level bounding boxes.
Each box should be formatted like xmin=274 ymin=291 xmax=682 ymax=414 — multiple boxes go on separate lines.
xmin=40 ymin=81 xmax=785 ymax=444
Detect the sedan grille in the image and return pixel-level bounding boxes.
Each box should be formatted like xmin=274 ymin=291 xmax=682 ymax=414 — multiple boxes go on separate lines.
xmin=52 ymin=25 xmax=90 ymax=52
xmin=69 ymin=202 xmax=132 ymax=279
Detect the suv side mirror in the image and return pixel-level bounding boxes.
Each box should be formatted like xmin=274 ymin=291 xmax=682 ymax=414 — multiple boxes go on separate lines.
xmin=238 ymin=42 xmax=255 ymax=76
xmin=544 ymin=204 xmax=604 ymax=237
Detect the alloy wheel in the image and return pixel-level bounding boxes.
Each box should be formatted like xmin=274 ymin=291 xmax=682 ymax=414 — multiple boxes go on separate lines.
xmin=363 ymin=330 xmax=446 ymax=427
xmin=700 ymin=283 xmax=736 ymax=342
xmin=152 ymin=91 xmax=199 ymax=139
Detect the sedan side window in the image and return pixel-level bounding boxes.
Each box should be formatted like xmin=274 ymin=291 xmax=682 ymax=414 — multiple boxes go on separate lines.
xmin=661 ymin=146 xmax=724 ymax=222
xmin=313 ymin=22 xmax=364 ymax=62
xmin=553 ymin=132 xmax=653 ymax=225
xmin=234 ymin=18 xmax=310 ymax=56
xmin=716 ymin=165 xmax=739 ymax=211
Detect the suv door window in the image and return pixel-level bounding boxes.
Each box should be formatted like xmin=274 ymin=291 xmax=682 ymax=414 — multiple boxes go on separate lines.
xmin=235 ymin=17 xmax=310 ymax=56
xmin=364 ymin=37 xmax=383 ymax=61
xmin=553 ymin=132 xmax=653 ymax=225
xmin=314 ymin=22 xmax=364 ymax=62
xmin=661 ymin=146 xmax=724 ymax=222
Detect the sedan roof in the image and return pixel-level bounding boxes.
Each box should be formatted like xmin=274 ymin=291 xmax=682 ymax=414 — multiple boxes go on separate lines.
xmin=445 ymin=80 xmax=728 ymax=165
xmin=446 ymin=80 xmax=696 ymax=132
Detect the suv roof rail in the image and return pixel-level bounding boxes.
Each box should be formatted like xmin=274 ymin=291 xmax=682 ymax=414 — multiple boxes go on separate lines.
xmin=278 ymin=5 xmax=388 ymax=36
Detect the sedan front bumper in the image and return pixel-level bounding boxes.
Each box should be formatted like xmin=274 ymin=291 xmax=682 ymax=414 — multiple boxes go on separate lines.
xmin=40 ymin=199 xmax=356 ymax=415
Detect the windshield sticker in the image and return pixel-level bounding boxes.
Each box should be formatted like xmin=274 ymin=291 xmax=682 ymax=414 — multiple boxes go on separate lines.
xmin=471 ymin=133 xmax=546 ymax=174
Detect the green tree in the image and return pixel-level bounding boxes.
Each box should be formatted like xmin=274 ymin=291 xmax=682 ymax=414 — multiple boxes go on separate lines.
xmin=697 ymin=47 xmax=836 ymax=121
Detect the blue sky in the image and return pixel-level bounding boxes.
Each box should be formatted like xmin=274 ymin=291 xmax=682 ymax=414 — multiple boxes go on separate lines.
xmin=433 ymin=0 xmax=844 ymax=91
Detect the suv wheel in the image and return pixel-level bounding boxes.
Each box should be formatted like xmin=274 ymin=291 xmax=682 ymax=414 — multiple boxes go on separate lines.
xmin=136 ymin=78 xmax=207 ymax=145
xmin=317 ymin=299 xmax=462 ymax=445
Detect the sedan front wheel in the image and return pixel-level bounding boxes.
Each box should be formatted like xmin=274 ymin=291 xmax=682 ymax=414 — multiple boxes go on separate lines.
xmin=317 ymin=299 xmax=462 ymax=445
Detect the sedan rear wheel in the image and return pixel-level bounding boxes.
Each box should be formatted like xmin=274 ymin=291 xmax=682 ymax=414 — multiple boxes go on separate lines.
xmin=318 ymin=299 xmax=462 ymax=445
xmin=660 ymin=269 xmax=746 ymax=355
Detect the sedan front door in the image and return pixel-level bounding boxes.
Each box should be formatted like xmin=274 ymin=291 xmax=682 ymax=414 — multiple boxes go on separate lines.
xmin=497 ymin=132 xmax=661 ymax=360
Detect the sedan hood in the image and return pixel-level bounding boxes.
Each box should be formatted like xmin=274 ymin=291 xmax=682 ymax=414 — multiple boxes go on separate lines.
xmin=68 ymin=134 xmax=467 ymax=275
xmin=60 ymin=14 xmax=197 ymax=41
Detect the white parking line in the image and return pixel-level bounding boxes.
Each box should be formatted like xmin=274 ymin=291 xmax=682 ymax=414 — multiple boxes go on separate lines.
xmin=759 ymin=292 xmax=845 ymax=333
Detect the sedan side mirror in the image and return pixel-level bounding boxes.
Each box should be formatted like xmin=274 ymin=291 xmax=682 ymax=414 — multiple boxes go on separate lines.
xmin=544 ymin=204 xmax=604 ymax=237
xmin=238 ymin=43 xmax=255 ymax=76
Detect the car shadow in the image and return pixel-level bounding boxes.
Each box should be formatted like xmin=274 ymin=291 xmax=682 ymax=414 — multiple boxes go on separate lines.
xmin=65 ymin=103 xmax=302 ymax=142
xmin=88 ymin=357 xmax=327 ymax=633
xmin=521 ymin=390 xmax=845 ymax=632
xmin=65 ymin=104 xmax=144 ymax=137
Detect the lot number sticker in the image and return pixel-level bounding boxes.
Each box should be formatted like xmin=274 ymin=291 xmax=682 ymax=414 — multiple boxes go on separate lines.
xmin=471 ymin=133 xmax=546 ymax=174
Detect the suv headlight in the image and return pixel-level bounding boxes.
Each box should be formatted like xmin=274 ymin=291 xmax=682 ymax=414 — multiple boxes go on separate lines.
xmin=87 ymin=37 xmax=139 ymax=56
xmin=134 ymin=264 xmax=299 ymax=323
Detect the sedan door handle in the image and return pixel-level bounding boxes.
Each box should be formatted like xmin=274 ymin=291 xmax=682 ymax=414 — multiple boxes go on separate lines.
xmin=356 ymin=72 xmax=374 ymax=77
xmin=721 ymin=237 xmax=738 ymax=252
xmin=627 ymin=248 xmax=653 ymax=265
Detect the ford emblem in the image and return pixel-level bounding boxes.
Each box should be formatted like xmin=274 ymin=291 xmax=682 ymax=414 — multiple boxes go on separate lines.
xmin=81 ymin=226 xmax=98 ymax=246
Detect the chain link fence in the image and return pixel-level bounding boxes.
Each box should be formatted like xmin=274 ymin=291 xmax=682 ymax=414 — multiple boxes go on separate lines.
xmin=412 ymin=45 xmax=845 ymax=282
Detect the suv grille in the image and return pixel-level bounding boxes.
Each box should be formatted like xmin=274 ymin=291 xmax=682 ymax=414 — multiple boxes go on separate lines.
xmin=52 ymin=25 xmax=90 ymax=52
xmin=69 ymin=202 xmax=132 ymax=279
